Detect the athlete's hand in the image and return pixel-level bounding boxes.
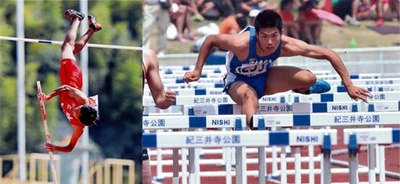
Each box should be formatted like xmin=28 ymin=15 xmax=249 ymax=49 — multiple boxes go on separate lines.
xmin=155 ymin=89 xmax=176 ymax=109
xmin=37 ymin=93 xmax=48 ymax=102
xmin=44 ymin=142 xmax=56 ymax=152
xmin=345 ymin=84 xmax=371 ymax=103
xmin=183 ymin=70 xmax=201 ymax=83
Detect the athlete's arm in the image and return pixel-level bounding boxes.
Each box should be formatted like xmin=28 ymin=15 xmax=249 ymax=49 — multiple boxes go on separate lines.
xmin=144 ymin=49 xmax=176 ymax=109
xmin=45 ymin=125 xmax=84 ymax=153
xmin=193 ymin=34 xmax=240 ymax=73
xmin=280 ymin=35 xmax=371 ymax=102
xmin=279 ymin=35 xmax=353 ymax=86
xmin=44 ymin=85 xmax=88 ymax=104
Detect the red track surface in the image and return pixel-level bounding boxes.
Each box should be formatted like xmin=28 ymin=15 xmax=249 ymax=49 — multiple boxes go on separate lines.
xmin=151 ymin=126 xmax=400 ymax=184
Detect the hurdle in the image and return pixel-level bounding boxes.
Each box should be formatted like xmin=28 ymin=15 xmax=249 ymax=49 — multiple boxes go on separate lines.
xmin=158 ymin=73 xmax=381 ymax=80
xmin=155 ymin=77 xmax=400 ymax=85
xmin=143 ymin=90 xmax=400 ymax=183
xmin=143 ymin=91 xmax=400 ymax=107
xmin=143 ymin=128 xmax=338 ymax=184
xmin=143 ymin=107 xmax=400 ymax=182
xmin=144 ymin=84 xmax=400 ymax=97
xmin=344 ymin=128 xmax=400 ymax=184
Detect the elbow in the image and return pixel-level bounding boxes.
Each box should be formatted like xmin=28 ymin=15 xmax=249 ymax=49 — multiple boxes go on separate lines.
xmin=65 ymin=144 xmax=75 ymax=152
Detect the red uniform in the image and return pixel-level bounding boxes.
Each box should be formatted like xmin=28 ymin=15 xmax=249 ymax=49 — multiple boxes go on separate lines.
xmin=58 ymin=58 xmax=84 ymax=126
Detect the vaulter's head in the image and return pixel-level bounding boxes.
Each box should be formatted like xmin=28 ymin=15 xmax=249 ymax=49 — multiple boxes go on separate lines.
xmin=254 ymin=9 xmax=283 ymax=52
xmin=73 ymin=104 xmax=98 ymax=127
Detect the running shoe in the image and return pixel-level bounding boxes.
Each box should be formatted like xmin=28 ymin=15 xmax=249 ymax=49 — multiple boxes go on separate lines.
xmin=88 ymin=15 xmax=102 ymax=32
xmin=64 ymin=9 xmax=85 ymax=21
xmin=293 ymin=79 xmax=331 ymax=94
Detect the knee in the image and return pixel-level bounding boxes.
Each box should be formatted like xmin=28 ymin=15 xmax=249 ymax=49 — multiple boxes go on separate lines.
xmin=61 ymin=42 xmax=74 ymax=52
xmin=300 ymin=70 xmax=317 ymax=87
xmin=243 ymin=89 xmax=258 ymax=103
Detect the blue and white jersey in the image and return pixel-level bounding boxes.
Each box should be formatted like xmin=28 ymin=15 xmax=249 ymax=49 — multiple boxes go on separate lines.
xmin=223 ymin=26 xmax=282 ymax=98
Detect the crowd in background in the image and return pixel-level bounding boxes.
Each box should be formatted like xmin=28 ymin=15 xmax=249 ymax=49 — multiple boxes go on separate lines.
xmin=143 ymin=0 xmax=400 ymax=55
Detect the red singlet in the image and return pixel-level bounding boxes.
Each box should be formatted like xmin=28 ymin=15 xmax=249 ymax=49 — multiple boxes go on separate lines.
xmin=58 ymin=58 xmax=84 ymax=126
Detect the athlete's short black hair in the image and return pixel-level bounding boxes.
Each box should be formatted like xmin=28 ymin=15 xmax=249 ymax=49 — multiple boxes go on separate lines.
xmin=79 ymin=104 xmax=98 ymax=127
xmin=254 ymin=9 xmax=283 ymax=33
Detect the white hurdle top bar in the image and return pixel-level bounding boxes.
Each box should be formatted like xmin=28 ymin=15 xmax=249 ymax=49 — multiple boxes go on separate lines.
xmin=177 ymin=101 xmax=400 ymax=115
xmin=155 ymin=78 xmax=400 ymax=85
xmin=142 ymin=129 xmax=338 ymax=148
xmin=143 ymin=91 xmax=400 ymax=106
xmin=143 ymin=84 xmax=400 ymax=96
xmin=344 ymin=128 xmax=400 ymax=145
xmin=142 ymin=112 xmax=400 ymax=129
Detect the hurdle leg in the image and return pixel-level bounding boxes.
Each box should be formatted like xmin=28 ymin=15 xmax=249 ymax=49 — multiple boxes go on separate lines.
xmin=322 ymin=149 xmax=332 ymax=184
xmin=188 ymin=147 xmax=196 ymax=184
xmin=172 ymin=148 xmax=179 ymax=184
xmin=271 ymin=127 xmax=278 ymax=178
xmin=308 ymin=127 xmax=315 ymax=184
xmin=156 ymin=129 xmax=164 ymax=181
xmin=258 ymin=146 xmax=266 ymax=184
xmin=195 ymin=145 xmax=201 ymax=184
xmin=221 ymin=128 xmax=227 ymax=167
xmin=181 ymin=147 xmax=188 ymax=184
xmin=280 ymin=145 xmax=287 ymax=183
xmin=378 ymin=145 xmax=386 ymax=184
xmin=367 ymin=125 xmax=376 ymax=182
xmin=226 ymin=146 xmax=232 ymax=184
xmin=294 ymin=127 xmax=302 ymax=184
xmin=235 ymin=146 xmax=247 ymax=184
xmin=367 ymin=143 xmax=376 ymax=182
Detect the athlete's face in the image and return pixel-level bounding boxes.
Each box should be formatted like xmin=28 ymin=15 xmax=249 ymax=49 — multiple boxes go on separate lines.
xmin=73 ymin=106 xmax=82 ymax=119
xmin=256 ymin=27 xmax=282 ymax=52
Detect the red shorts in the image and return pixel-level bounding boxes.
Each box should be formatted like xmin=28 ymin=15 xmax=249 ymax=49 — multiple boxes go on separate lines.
xmin=59 ymin=58 xmax=83 ymax=90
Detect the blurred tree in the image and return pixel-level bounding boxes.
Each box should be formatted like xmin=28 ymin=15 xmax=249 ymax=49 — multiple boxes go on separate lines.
xmin=0 ymin=0 xmax=143 ymax=180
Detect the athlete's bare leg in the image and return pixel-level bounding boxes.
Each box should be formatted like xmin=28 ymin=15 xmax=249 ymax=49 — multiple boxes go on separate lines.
xmin=228 ymin=81 xmax=259 ymax=127
xmin=61 ymin=11 xmax=101 ymax=60
xmin=60 ymin=18 xmax=82 ymax=60
xmin=264 ymin=65 xmax=316 ymax=95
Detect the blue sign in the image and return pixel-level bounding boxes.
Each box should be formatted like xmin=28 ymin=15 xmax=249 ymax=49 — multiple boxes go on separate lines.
xmin=193 ymin=97 xmax=229 ymax=104
xmin=331 ymin=105 xmax=348 ymax=111
xmin=185 ymin=135 xmax=241 ymax=145
xmin=259 ymin=105 xmax=293 ymax=113
xmin=334 ymin=115 xmax=380 ymax=123
xmin=212 ymin=119 xmax=231 ymax=126
xmin=365 ymin=80 xmax=393 ymax=85
xmin=368 ymin=94 xmax=386 ymax=100
xmin=296 ymin=135 xmax=318 ymax=143
xmin=260 ymin=97 xmax=277 ymax=102
xmin=143 ymin=119 xmax=166 ymax=127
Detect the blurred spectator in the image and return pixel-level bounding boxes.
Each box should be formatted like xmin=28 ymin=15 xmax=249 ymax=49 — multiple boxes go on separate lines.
xmin=298 ymin=0 xmax=323 ymax=45
xmin=219 ymin=13 xmax=248 ymax=34
xmin=196 ymin=0 xmax=231 ymax=20
xmin=236 ymin=0 xmax=277 ymax=16
xmin=171 ymin=0 xmax=198 ymax=42
xmin=143 ymin=0 xmax=173 ymax=56
xmin=357 ymin=0 xmax=400 ymax=26
xmin=176 ymin=0 xmax=205 ymax=21
xmin=332 ymin=0 xmax=361 ymax=26
xmin=278 ymin=0 xmax=300 ymax=39
xmin=248 ymin=9 xmax=261 ymax=25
